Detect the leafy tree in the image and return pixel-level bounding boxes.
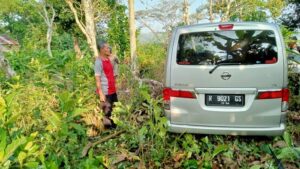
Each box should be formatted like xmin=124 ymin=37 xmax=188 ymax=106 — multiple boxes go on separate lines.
xmin=51 ymin=0 xmax=85 ymax=58
xmin=65 ymin=0 xmax=99 ymax=57
xmin=194 ymin=0 xmax=285 ymax=22
xmin=106 ymin=0 xmax=130 ymax=61
xmin=281 ymin=0 xmax=300 ymax=30
xmin=0 ymin=0 xmax=43 ymax=44
xmin=65 ymin=0 xmax=129 ymax=59
xmin=136 ymin=0 xmax=183 ymax=33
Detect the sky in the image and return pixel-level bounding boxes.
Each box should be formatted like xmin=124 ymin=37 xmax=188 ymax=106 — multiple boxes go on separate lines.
xmin=135 ymin=0 xmax=206 ymax=13
xmin=127 ymin=0 xmax=208 ymax=33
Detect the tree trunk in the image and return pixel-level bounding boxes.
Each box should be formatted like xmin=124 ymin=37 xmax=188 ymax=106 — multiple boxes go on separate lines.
xmin=39 ymin=1 xmax=55 ymax=58
xmin=73 ymin=36 xmax=83 ymax=59
xmin=222 ymin=0 xmax=232 ymax=22
xmin=239 ymin=6 xmax=243 ymax=21
xmin=128 ymin=0 xmax=137 ymax=75
xmin=209 ymin=0 xmax=214 ymax=23
xmin=82 ymin=0 xmax=98 ymax=57
xmin=47 ymin=26 xmax=53 ymax=58
xmin=0 ymin=52 xmax=16 ymax=78
xmin=183 ymin=0 xmax=190 ymax=25
xmin=66 ymin=0 xmax=98 ymax=58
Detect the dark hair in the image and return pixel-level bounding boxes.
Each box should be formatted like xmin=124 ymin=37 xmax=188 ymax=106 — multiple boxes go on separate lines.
xmin=97 ymin=40 xmax=108 ymax=50
xmin=291 ymin=36 xmax=298 ymax=41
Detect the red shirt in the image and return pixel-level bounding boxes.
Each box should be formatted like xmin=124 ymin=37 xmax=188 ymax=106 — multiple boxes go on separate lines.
xmin=102 ymin=58 xmax=116 ymax=94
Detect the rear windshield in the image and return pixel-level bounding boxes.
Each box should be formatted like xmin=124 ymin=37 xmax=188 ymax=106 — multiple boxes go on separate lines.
xmin=177 ymin=30 xmax=278 ymax=65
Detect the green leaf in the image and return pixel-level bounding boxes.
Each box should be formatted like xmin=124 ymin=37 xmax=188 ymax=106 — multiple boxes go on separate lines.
xmin=202 ymin=160 xmax=211 ymax=169
xmin=24 ymin=161 xmax=39 ymax=168
xmin=235 ymin=30 xmax=246 ymax=39
xmin=283 ymin=131 xmax=293 ymax=147
xmin=212 ymin=144 xmax=228 ymax=158
xmin=0 ymin=129 xmax=7 ymax=154
xmin=4 ymin=113 xmax=21 ymax=126
xmin=44 ymin=111 xmax=61 ymax=131
xmin=201 ymin=136 xmax=209 ymax=145
xmin=0 ymin=95 xmax=6 ymax=116
xmin=24 ymin=141 xmax=33 ymax=151
xmin=17 ymin=151 xmax=27 ymax=167
xmin=69 ymin=123 xmax=85 ymax=135
xmin=260 ymin=144 xmax=272 ymax=154
xmin=29 ymin=132 xmax=38 ymax=139
xmin=183 ymin=159 xmax=198 ymax=169
xmin=46 ymin=160 xmax=59 ymax=169
xmin=38 ymin=154 xmax=45 ymax=167
xmin=2 ymin=136 xmax=27 ymax=164
xmin=1 ymin=160 xmax=11 ymax=169
xmin=138 ymin=126 xmax=147 ymax=143
xmin=70 ymin=108 xmax=88 ymax=118
xmin=58 ymin=91 xmax=75 ymax=113
xmin=26 ymin=144 xmax=39 ymax=155
xmin=0 ymin=150 xmax=4 ymax=163
xmin=277 ymin=147 xmax=298 ymax=160
xmin=250 ymin=164 xmax=262 ymax=169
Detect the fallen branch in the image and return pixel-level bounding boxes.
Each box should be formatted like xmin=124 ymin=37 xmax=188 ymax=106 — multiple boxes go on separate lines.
xmin=132 ymin=74 xmax=164 ymax=96
xmin=81 ymin=130 xmax=125 ymax=157
xmin=140 ymin=78 xmax=163 ymax=88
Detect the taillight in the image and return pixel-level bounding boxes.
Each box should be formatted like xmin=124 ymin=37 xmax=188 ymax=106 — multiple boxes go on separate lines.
xmin=163 ymin=88 xmax=196 ymax=101
xmin=163 ymin=88 xmax=172 ymax=101
xmin=257 ymin=89 xmax=289 ymax=102
xmin=257 ymin=88 xmax=290 ymax=112
xmin=257 ymin=91 xmax=282 ymax=99
xmin=281 ymin=88 xmax=289 ymax=112
xmin=282 ymin=88 xmax=289 ymax=102
xmin=218 ymin=24 xmax=234 ymax=30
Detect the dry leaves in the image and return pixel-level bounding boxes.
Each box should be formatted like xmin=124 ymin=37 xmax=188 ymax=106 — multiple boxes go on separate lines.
xmin=82 ymin=108 xmax=104 ymax=137
xmin=109 ymin=149 xmax=142 ymax=168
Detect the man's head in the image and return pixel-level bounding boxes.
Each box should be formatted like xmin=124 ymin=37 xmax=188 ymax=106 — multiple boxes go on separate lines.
xmin=97 ymin=40 xmax=110 ymax=57
xmin=288 ymin=41 xmax=297 ymax=50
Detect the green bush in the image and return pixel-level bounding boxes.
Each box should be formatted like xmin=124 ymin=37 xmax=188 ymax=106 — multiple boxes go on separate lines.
xmin=137 ymin=42 xmax=166 ymax=82
xmin=288 ymin=73 xmax=300 ymax=111
xmin=0 ymin=48 xmax=100 ymax=168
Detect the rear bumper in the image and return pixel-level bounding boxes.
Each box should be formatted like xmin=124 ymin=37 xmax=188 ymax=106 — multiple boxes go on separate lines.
xmin=167 ymin=121 xmax=285 ymax=136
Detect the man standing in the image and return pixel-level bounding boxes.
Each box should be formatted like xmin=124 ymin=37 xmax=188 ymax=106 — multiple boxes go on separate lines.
xmin=94 ymin=41 xmax=118 ymax=129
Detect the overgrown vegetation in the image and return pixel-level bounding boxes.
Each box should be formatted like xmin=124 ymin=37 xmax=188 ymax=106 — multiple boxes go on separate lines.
xmin=0 ymin=43 xmax=299 ymax=168
xmin=0 ymin=0 xmax=299 ymax=168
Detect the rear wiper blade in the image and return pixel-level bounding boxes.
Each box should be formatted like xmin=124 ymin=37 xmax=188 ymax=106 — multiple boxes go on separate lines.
xmin=209 ymin=62 xmax=241 ymax=74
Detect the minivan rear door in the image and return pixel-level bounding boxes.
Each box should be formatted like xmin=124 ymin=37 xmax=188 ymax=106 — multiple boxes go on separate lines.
xmin=170 ymin=23 xmax=284 ymax=127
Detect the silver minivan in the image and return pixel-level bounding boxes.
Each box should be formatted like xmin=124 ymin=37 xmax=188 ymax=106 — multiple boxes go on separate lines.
xmin=163 ymin=22 xmax=289 ymax=135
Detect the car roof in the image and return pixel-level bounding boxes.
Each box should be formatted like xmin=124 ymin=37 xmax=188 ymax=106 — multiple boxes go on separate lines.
xmin=174 ymin=22 xmax=279 ymax=33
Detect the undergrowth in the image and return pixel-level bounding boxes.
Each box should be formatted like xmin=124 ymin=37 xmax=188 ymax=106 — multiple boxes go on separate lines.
xmin=0 ymin=48 xmax=299 ymax=169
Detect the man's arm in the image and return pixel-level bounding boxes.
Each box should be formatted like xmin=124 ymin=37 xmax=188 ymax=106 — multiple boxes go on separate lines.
xmin=94 ymin=59 xmax=106 ymax=102
xmin=95 ymin=75 xmax=106 ymax=102
xmin=112 ymin=56 xmax=119 ymax=78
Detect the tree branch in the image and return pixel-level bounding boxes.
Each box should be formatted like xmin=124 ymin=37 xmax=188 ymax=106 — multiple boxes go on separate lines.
xmin=65 ymin=0 xmax=88 ymax=39
xmin=42 ymin=1 xmax=50 ymax=25
xmin=50 ymin=4 xmax=56 ymax=25
xmin=81 ymin=130 xmax=125 ymax=157
xmin=136 ymin=17 xmax=164 ymax=42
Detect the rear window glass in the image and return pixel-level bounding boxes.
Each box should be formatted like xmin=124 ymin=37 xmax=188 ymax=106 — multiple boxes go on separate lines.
xmin=177 ymin=30 xmax=278 ymax=65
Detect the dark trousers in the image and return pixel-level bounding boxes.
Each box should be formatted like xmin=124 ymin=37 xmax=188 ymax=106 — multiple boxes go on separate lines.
xmin=101 ymin=93 xmax=118 ymax=118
